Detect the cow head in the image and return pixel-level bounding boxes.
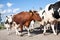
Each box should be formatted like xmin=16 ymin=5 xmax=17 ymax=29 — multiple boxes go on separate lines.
xmin=32 ymin=10 xmax=42 ymax=21
xmin=5 ymin=15 xmax=12 ymax=24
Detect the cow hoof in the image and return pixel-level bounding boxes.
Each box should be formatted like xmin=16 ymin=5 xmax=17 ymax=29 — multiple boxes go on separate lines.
xmin=16 ymin=32 xmax=22 ymax=36
xmin=54 ymin=33 xmax=57 ymax=35
xmin=16 ymin=32 xmax=18 ymax=35
xmin=8 ymin=32 xmax=11 ymax=35
xmin=43 ymin=34 xmax=45 ymax=35
xmin=28 ymin=34 xmax=31 ymax=36
xmin=8 ymin=33 xmax=10 ymax=35
xmin=20 ymin=34 xmax=23 ymax=36
xmin=43 ymin=33 xmax=46 ymax=35
xmin=28 ymin=33 xmax=31 ymax=37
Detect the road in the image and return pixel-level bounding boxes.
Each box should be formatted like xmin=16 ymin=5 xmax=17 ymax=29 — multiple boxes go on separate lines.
xmin=0 ymin=22 xmax=60 ymax=40
xmin=0 ymin=29 xmax=60 ymax=40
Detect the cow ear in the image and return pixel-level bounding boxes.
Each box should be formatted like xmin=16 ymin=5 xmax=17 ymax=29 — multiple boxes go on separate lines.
xmin=10 ymin=15 xmax=12 ymax=16
xmin=6 ymin=16 xmax=8 ymax=18
xmin=34 ymin=11 xmax=37 ymax=13
xmin=29 ymin=10 xmax=32 ymax=13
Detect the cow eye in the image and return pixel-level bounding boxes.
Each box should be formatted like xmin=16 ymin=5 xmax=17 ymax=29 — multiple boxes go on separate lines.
xmin=36 ymin=13 xmax=39 ymax=15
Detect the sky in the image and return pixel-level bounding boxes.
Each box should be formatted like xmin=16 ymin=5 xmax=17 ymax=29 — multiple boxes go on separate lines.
xmin=0 ymin=0 xmax=60 ymax=22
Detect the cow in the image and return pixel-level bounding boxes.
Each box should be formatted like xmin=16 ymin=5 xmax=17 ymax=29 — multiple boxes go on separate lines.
xmin=11 ymin=10 xmax=42 ymax=36
xmin=39 ymin=1 xmax=60 ymax=35
xmin=4 ymin=15 xmax=13 ymax=34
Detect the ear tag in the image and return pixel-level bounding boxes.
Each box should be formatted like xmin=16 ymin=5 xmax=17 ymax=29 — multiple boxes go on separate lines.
xmin=30 ymin=13 xmax=32 ymax=15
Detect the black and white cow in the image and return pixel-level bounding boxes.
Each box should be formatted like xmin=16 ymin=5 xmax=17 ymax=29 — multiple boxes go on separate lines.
xmin=4 ymin=15 xmax=22 ymax=35
xmin=4 ymin=15 xmax=13 ymax=34
xmin=43 ymin=1 xmax=60 ymax=35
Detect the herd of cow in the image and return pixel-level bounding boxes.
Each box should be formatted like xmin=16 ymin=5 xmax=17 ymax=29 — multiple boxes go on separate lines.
xmin=4 ymin=1 xmax=60 ymax=36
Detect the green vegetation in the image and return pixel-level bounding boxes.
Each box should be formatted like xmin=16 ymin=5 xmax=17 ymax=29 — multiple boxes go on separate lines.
xmin=0 ymin=23 xmax=5 ymax=30
xmin=0 ymin=13 xmax=5 ymax=30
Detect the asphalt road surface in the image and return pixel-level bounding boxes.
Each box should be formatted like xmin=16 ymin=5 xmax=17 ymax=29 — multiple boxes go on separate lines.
xmin=0 ymin=29 xmax=60 ymax=40
xmin=0 ymin=22 xmax=60 ymax=40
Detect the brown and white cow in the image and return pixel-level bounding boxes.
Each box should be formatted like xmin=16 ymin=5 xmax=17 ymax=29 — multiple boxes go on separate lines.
xmin=6 ymin=10 xmax=42 ymax=36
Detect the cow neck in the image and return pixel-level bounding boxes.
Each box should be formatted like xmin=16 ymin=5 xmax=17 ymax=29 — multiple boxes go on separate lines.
xmin=29 ymin=12 xmax=33 ymax=21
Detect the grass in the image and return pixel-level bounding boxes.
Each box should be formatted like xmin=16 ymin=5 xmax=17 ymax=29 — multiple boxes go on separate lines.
xmin=0 ymin=24 xmax=6 ymax=30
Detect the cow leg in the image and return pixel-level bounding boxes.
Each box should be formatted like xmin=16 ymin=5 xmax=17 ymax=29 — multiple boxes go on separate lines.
xmin=55 ymin=23 xmax=58 ymax=34
xmin=30 ymin=24 xmax=34 ymax=32
xmin=5 ymin=24 xmax=11 ymax=35
xmin=15 ymin=26 xmax=21 ymax=35
xmin=12 ymin=22 xmax=21 ymax=35
xmin=51 ymin=24 xmax=57 ymax=35
xmin=31 ymin=24 xmax=34 ymax=29
xmin=19 ymin=25 xmax=23 ymax=36
xmin=12 ymin=22 xmax=18 ymax=35
xmin=43 ymin=22 xmax=47 ymax=35
xmin=25 ymin=26 xmax=31 ymax=36
xmin=55 ymin=21 xmax=58 ymax=35
xmin=43 ymin=25 xmax=46 ymax=35
xmin=27 ymin=28 xmax=30 ymax=36
xmin=27 ymin=27 xmax=31 ymax=36
xmin=7 ymin=27 xmax=11 ymax=35
xmin=24 ymin=21 xmax=31 ymax=36
xmin=30 ymin=21 xmax=34 ymax=32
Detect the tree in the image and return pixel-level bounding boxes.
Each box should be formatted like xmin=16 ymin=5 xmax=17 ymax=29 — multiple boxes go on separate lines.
xmin=0 ymin=13 xmax=2 ymax=24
